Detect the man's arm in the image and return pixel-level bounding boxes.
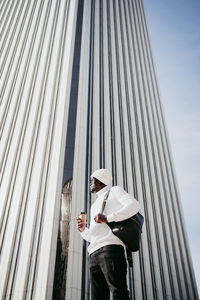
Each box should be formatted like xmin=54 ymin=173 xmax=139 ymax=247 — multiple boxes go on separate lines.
xmin=77 ymin=218 xmax=86 ymax=232
xmin=106 ymin=186 xmax=141 ymax=223
xmin=77 ymin=218 xmax=91 ymax=242
xmin=94 ymin=214 xmax=107 ymax=223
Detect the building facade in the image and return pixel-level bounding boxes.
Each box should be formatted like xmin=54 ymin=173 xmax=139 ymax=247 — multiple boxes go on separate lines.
xmin=0 ymin=0 xmax=198 ymax=299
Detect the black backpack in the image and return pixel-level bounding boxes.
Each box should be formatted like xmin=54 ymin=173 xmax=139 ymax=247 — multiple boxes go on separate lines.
xmin=101 ymin=190 xmax=144 ymax=252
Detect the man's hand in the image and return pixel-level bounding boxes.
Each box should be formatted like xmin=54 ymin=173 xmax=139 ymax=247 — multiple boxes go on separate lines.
xmin=94 ymin=213 xmax=107 ymax=223
xmin=77 ymin=218 xmax=86 ymax=232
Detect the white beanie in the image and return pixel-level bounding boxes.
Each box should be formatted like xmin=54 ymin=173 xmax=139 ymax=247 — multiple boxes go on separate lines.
xmin=91 ymin=169 xmax=112 ymax=186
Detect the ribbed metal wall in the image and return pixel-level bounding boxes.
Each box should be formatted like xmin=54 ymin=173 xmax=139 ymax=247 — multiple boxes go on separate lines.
xmin=66 ymin=0 xmax=199 ymax=299
xmin=0 ymin=0 xmax=78 ymax=299
xmin=1 ymin=0 xmax=199 ymax=300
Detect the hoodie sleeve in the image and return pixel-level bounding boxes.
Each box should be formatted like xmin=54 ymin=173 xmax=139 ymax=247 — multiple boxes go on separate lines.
xmin=106 ymin=186 xmax=141 ymax=223
xmin=80 ymin=227 xmax=91 ymax=242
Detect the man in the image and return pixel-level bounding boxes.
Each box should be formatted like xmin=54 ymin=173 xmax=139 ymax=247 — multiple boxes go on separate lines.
xmin=77 ymin=169 xmax=141 ymax=300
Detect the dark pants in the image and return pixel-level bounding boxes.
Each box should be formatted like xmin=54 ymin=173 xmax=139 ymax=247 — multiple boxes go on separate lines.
xmin=89 ymin=245 xmax=130 ymax=300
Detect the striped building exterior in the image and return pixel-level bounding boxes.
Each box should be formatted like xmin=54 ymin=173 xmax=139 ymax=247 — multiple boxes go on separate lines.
xmin=0 ymin=0 xmax=198 ymax=299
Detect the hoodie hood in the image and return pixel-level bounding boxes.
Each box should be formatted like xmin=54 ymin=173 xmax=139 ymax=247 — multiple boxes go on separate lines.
xmin=91 ymin=169 xmax=112 ymax=186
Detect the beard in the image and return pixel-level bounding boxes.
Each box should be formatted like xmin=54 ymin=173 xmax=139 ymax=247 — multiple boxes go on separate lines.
xmin=90 ymin=183 xmax=96 ymax=193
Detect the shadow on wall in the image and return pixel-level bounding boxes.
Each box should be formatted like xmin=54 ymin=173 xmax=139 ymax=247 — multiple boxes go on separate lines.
xmin=53 ymin=181 xmax=72 ymax=300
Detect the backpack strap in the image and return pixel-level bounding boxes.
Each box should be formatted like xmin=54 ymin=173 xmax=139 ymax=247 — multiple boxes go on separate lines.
xmin=100 ymin=189 xmax=111 ymax=214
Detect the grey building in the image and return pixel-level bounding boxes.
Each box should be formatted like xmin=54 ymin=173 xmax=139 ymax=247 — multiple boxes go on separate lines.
xmin=0 ymin=0 xmax=198 ymax=299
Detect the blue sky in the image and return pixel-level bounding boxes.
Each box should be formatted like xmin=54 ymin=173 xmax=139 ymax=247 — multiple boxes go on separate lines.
xmin=143 ymin=0 xmax=200 ymax=294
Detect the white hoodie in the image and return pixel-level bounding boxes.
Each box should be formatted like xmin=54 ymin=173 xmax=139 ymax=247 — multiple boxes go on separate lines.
xmin=80 ymin=185 xmax=141 ymax=255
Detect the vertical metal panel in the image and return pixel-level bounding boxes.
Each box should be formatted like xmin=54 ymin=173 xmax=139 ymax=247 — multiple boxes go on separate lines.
xmin=0 ymin=0 xmax=78 ymax=299
xmin=67 ymin=0 xmax=199 ymax=299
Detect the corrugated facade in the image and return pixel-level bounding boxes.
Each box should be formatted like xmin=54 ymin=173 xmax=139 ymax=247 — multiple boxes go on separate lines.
xmin=0 ymin=0 xmax=77 ymax=298
xmin=0 ymin=0 xmax=198 ymax=299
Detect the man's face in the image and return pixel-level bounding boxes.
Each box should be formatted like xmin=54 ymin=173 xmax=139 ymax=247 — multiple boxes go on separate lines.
xmin=90 ymin=177 xmax=97 ymax=193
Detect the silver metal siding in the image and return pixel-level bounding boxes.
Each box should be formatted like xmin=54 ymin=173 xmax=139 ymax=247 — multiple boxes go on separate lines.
xmin=68 ymin=0 xmax=198 ymax=299
xmin=0 ymin=0 xmax=198 ymax=299
xmin=0 ymin=0 xmax=78 ymax=298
